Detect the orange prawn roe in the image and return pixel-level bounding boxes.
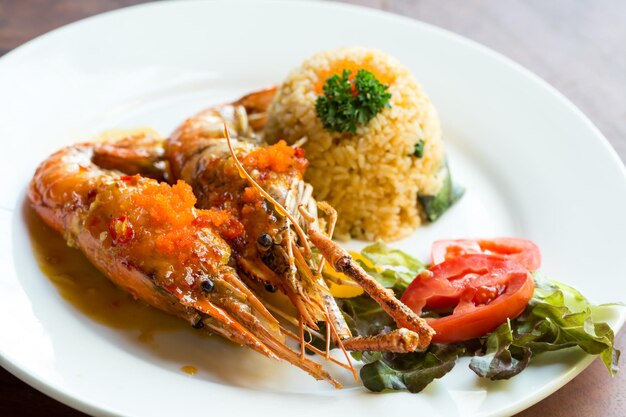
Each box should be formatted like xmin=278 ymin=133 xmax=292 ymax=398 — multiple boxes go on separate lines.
xmin=126 ymin=180 xmax=213 ymax=265
xmin=131 ymin=180 xmax=197 ymax=228
xmin=314 ymin=59 xmax=395 ymax=94
xmin=242 ymin=141 xmax=307 ymax=174
xmin=154 ymin=228 xmax=201 ymax=262
xmin=193 ymin=209 xmax=244 ymax=240
xmin=241 ymin=187 xmax=261 ymax=203
xmin=85 ymin=177 xmax=236 ymax=290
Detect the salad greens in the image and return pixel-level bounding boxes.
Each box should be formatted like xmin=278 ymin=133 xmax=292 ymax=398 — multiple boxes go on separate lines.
xmin=332 ymin=243 xmax=621 ymax=393
xmin=359 ymin=242 xmax=425 ymax=293
xmin=360 ymin=343 xmax=467 ymax=393
xmin=469 ymin=274 xmax=620 ymax=380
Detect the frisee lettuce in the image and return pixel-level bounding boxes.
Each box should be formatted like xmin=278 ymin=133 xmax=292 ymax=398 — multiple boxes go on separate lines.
xmin=335 ymin=243 xmax=621 ymax=393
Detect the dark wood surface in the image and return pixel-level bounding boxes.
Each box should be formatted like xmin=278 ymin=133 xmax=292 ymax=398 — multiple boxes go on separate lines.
xmin=1 ymin=1 xmax=624 ymax=416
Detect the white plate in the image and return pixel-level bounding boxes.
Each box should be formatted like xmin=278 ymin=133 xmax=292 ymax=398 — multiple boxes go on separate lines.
xmin=1 ymin=1 xmax=624 ymax=416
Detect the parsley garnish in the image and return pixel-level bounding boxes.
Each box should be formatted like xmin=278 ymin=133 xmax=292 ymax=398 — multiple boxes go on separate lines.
xmin=315 ymin=69 xmax=391 ymax=134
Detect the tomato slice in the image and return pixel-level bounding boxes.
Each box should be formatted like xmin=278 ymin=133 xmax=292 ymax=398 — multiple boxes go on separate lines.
xmin=401 ymin=254 xmax=535 ymax=343
xmin=431 ymin=238 xmax=541 ymax=271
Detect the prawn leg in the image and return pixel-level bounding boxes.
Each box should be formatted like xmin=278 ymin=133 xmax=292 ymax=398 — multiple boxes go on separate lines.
xmin=320 ymin=282 xmax=431 ymax=353
xmin=308 ymin=225 xmax=434 ymax=350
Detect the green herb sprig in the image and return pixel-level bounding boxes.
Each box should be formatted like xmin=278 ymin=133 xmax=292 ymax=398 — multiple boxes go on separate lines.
xmin=315 ymin=69 xmax=391 ymax=134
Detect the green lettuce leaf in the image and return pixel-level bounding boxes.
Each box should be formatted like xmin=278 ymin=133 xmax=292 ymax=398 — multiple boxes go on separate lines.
xmin=361 ymin=242 xmax=425 ymax=275
xmin=469 ymin=274 xmax=620 ymax=379
xmin=360 ymin=343 xmax=466 ymax=393
xmin=359 ymin=242 xmax=425 ymax=293
xmin=338 ymin=294 xmax=396 ymax=338
xmin=469 ymin=320 xmax=531 ymax=379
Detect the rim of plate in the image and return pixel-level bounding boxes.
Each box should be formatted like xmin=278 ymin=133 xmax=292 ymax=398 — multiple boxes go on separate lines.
xmin=1 ymin=1 xmax=624 ymax=416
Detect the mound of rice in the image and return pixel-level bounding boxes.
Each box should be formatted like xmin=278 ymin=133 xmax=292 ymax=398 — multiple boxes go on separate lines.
xmin=264 ymin=47 xmax=446 ymax=241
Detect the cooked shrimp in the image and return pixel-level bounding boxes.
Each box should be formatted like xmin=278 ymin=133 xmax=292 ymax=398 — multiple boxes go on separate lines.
xmin=28 ymin=141 xmax=341 ymax=387
xmin=167 ymin=88 xmax=330 ymax=331
xmin=165 ymin=88 xmax=435 ymax=352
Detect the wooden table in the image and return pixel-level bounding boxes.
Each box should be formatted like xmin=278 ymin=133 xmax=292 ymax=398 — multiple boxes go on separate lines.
xmin=1 ymin=1 xmax=624 ymax=416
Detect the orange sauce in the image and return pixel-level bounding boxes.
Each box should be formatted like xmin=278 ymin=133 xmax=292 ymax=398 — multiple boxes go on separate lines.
xmin=25 ymin=206 xmax=187 ymax=339
xmin=181 ymin=365 xmax=198 ymax=376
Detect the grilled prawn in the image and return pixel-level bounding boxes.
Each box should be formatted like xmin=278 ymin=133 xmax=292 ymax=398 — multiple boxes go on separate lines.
xmin=165 ymin=88 xmax=435 ymax=353
xmin=28 ymin=139 xmax=341 ymax=386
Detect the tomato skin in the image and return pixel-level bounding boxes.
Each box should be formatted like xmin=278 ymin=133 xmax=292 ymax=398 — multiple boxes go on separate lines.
xmin=402 ymin=254 xmax=528 ymax=313
xmin=431 ymin=238 xmax=541 ymax=271
xmin=431 ymin=240 xmax=481 ymax=265
xmin=427 ymin=272 xmax=534 ymax=343
xmin=401 ymin=254 xmax=535 ymax=343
